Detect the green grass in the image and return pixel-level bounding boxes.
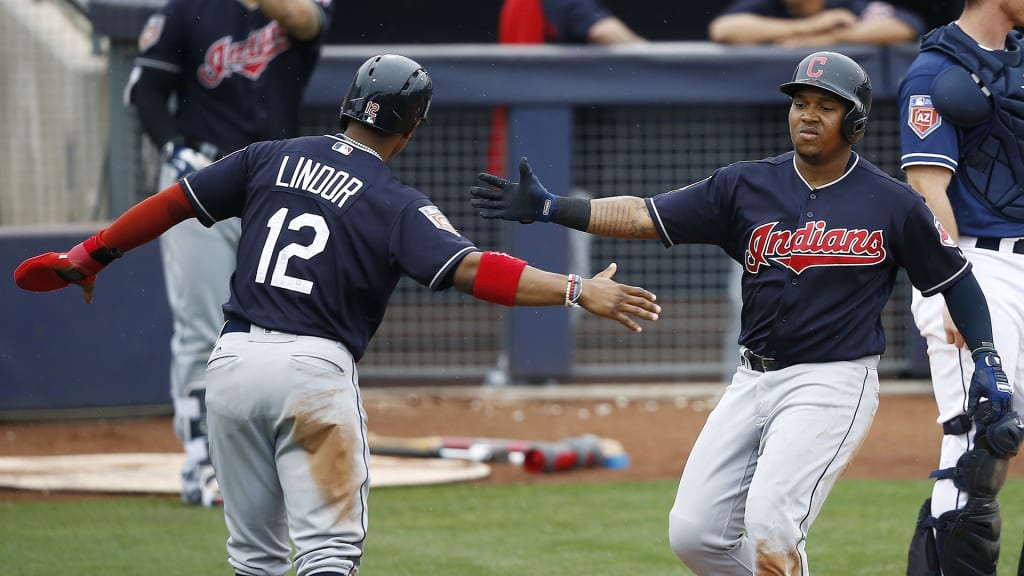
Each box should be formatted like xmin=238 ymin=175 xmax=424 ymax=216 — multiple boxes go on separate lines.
xmin=4 ymin=479 xmax=1024 ymax=575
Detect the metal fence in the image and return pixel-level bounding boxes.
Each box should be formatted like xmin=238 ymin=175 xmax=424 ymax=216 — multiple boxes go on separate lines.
xmin=6 ymin=2 xmax=925 ymax=385
xmin=297 ymin=102 xmax=916 ymax=382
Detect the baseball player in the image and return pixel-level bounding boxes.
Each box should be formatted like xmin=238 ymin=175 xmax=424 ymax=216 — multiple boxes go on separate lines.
xmin=469 ymin=51 xmax=1022 ymax=575
xmin=124 ymin=0 xmax=334 ymax=506
xmin=14 ymin=54 xmax=660 ymax=576
xmin=899 ymin=1 xmax=1024 ymax=574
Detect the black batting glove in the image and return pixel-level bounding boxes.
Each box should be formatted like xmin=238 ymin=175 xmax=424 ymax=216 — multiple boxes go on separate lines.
xmin=470 ymin=157 xmax=557 ymax=223
xmin=968 ymin=347 xmax=1013 ymax=425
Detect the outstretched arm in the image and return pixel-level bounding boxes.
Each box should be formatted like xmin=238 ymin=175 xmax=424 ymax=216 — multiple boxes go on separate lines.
xmin=14 ymin=183 xmax=196 ymax=303
xmin=470 ymin=156 xmax=659 ymax=240
xmin=451 ymin=250 xmax=660 ymax=333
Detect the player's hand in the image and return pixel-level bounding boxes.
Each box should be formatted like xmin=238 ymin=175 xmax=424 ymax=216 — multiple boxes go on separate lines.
xmin=470 ymin=157 xmax=557 ymax=223
xmin=968 ymin=348 xmax=1013 ymax=425
xmin=577 ymin=263 xmax=660 ymax=333
xmin=943 ymin=307 xmax=965 ymax=348
xmin=13 ymin=234 xmax=122 ymax=304
xmin=162 ymin=143 xmax=213 ymax=181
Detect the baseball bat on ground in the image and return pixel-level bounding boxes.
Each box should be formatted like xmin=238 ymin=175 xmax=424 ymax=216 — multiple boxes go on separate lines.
xmin=366 ymin=432 xmax=629 ymax=471
xmin=365 ymin=432 xmax=528 ymax=463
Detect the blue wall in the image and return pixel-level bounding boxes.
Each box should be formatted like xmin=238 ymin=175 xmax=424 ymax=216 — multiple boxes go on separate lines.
xmin=1 ymin=227 xmax=171 ymax=414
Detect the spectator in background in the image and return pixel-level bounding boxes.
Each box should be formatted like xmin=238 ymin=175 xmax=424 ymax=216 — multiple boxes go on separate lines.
xmin=123 ymin=0 xmax=334 ymax=507
xmin=499 ymin=0 xmax=646 ymax=44
xmin=489 ymin=0 xmax=645 ymax=177
xmin=708 ymin=0 xmax=926 ymax=47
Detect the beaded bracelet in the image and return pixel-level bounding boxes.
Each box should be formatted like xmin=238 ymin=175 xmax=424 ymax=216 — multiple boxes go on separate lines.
xmin=565 ymin=273 xmax=583 ymax=308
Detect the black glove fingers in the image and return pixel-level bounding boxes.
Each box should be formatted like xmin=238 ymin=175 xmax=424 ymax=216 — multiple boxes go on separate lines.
xmin=470 ymin=198 xmax=507 ymax=210
xmin=477 ymin=173 xmax=509 ymax=188
xmin=469 ymin=186 xmax=505 ymax=200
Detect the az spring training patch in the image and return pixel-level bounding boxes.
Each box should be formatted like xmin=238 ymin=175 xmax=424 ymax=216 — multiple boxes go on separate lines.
xmin=908 ymin=95 xmax=942 ymax=139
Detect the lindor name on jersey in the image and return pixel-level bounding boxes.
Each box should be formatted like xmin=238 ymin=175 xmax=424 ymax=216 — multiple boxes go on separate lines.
xmin=275 ymin=155 xmax=364 ymax=208
xmin=744 ymin=221 xmax=886 ymax=274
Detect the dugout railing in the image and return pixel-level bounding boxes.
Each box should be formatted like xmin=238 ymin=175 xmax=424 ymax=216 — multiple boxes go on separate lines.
xmin=0 ymin=1 xmax=929 ymax=413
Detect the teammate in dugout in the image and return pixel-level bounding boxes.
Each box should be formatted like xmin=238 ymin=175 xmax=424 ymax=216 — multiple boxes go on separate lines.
xmin=469 ymin=51 xmax=1024 ymax=575
xmin=13 ymin=54 xmax=660 ymax=576
xmin=124 ymin=0 xmax=335 ymax=507
xmin=899 ymin=1 xmax=1024 ymax=575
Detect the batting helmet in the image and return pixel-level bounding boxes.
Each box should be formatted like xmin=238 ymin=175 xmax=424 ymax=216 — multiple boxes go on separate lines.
xmin=779 ymin=51 xmax=872 ymax=145
xmin=340 ymin=54 xmax=433 ymax=135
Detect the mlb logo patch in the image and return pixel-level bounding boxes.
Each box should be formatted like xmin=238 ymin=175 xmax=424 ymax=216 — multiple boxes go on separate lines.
xmin=419 ymin=206 xmax=460 ymax=236
xmin=908 ymin=95 xmax=941 ymax=139
xmin=331 ymin=142 xmax=353 ymax=155
xmin=138 ymin=14 xmax=165 ymax=53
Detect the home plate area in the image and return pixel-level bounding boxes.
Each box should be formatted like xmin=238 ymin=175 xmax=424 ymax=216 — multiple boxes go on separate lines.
xmin=0 ymin=453 xmax=490 ymax=494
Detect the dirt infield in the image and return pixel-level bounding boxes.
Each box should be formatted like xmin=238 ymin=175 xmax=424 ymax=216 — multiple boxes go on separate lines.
xmin=3 ymin=385 xmax=1023 ymax=498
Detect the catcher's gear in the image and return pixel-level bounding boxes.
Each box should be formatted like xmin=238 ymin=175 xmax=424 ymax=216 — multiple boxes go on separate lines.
xmin=968 ymin=348 xmax=1012 ymax=425
xmin=339 ymin=54 xmax=432 ymax=135
xmin=14 ymin=234 xmax=122 ymax=304
xmin=779 ymin=51 xmax=872 ymax=145
xmin=910 ymin=435 xmax=1010 ymax=576
xmin=471 ymin=157 xmax=556 ymax=223
xmin=981 ymin=411 xmax=1024 ymax=459
xmin=930 ymin=65 xmax=992 ymax=127
xmin=161 ymin=142 xmax=213 ymax=182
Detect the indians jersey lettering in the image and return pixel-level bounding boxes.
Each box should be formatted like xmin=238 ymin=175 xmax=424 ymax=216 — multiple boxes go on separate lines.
xmin=198 ymin=23 xmax=290 ymax=88
xmin=744 ymin=221 xmax=886 ymax=274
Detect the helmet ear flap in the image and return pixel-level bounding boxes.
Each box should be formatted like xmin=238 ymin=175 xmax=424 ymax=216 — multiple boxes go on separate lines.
xmin=844 ymin=109 xmax=868 ymax=145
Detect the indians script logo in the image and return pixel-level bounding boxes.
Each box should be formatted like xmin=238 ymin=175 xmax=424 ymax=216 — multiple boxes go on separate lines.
xmin=744 ymin=221 xmax=886 ymax=274
xmin=198 ymin=22 xmax=290 ymax=88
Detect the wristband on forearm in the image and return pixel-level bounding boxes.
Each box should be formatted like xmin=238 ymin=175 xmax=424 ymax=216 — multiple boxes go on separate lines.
xmin=66 ymin=233 xmax=123 ymax=277
xmin=565 ymin=273 xmax=583 ymax=308
xmin=552 ymin=196 xmax=591 ymax=232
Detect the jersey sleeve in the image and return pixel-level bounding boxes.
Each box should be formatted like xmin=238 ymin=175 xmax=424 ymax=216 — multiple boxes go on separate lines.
xmin=133 ymin=0 xmax=187 ymax=73
xmin=390 ymin=198 xmax=479 ymax=291
xmin=645 ymin=168 xmax=732 ymax=248
xmin=180 ymin=147 xmax=252 ymax=225
xmin=899 ymin=61 xmax=959 ymax=173
xmin=893 ymin=195 xmax=971 ymax=297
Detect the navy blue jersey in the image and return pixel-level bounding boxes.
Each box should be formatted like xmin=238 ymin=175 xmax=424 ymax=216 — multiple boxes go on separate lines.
xmin=181 ymin=134 xmax=478 ymax=361
xmin=541 ymin=0 xmax=611 ymax=43
xmin=716 ymin=0 xmax=925 ymax=36
xmin=646 ymin=151 xmax=970 ymax=364
xmin=132 ymin=0 xmax=333 ymax=154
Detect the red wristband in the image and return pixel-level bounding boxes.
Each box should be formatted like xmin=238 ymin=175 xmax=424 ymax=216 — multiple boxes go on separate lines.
xmin=66 ymin=234 xmax=116 ymax=276
xmin=472 ymin=251 xmax=527 ymax=306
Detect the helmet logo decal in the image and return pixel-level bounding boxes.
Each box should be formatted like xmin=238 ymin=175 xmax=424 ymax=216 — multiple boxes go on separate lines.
xmin=806 ymin=56 xmax=828 ymax=78
xmin=744 ymin=221 xmax=886 ymax=274
xmin=364 ymin=102 xmax=380 ymax=124
xmin=198 ymin=23 xmax=290 ymax=88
